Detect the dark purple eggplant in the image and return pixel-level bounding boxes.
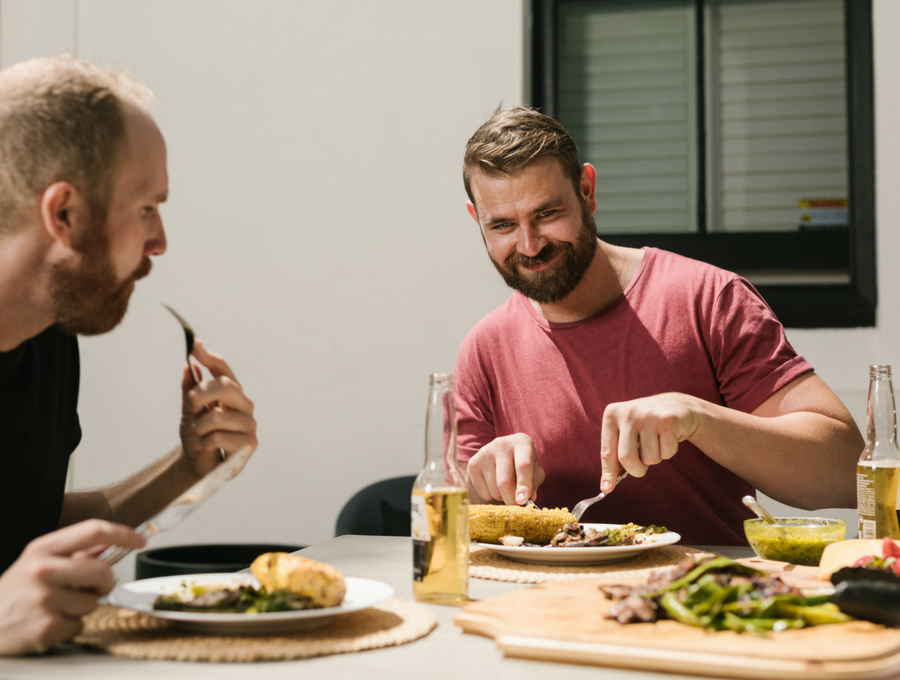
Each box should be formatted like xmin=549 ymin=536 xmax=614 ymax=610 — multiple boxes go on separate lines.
xmin=831 ymin=566 xmax=900 ymax=587
xmin=831 ymin=579 xmax=900 ymax=626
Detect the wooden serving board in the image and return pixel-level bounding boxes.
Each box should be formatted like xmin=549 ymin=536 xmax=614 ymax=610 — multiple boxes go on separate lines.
xmin=455 ymin=558 xmax=900 ymax=679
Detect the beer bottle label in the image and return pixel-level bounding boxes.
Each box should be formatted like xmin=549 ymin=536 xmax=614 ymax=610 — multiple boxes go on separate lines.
xmin=858 ymin=471 xmax=876 ymax=538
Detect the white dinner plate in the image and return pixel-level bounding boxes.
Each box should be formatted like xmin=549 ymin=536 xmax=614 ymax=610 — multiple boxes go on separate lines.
xmin=109 ymin=573 xmax=394 ymax=635
xmin=473 ymin=523 xmax=681 ymax=566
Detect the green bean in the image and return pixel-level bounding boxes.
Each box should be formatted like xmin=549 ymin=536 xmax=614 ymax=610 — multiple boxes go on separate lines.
xmin=658 ymin=592 xmax=706 ymax=627
xmin=683 ymin=574 xmax=721 ymax=609
xmin=755 ymin=596 xmax=780 ymax=619
xmin=775 ymin=602 xmax=852 ymax=625
xmin=693 ymin=582 xmax=729 ymax=615
xmin=723 ymin=612 xmax=805 ymax=633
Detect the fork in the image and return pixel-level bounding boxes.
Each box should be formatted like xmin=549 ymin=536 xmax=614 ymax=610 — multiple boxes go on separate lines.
xmin=163 ymin=304 xmax=227 ymax=462
xmin=572 ymin=470 xmax=628 ymax=521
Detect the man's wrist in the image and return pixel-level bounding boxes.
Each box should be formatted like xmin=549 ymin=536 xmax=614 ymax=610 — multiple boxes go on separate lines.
xmin=174 ymin=444 xmax=203 ymax=485
xmin=682 ymin=393 xmax=719 ymax=443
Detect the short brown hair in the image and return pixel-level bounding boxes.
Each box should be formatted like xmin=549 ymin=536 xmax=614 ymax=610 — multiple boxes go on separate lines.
xmin=0 ymin=56 xmax=154 ymax=234
xmin=463 ymin=106 xmax=583 ymax=206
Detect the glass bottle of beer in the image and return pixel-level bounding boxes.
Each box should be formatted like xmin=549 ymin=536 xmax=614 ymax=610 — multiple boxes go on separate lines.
xmin=857 ymin=364 xmax=900 ymax=539
xmin=411 ymin=373 xmax=469 ymax=604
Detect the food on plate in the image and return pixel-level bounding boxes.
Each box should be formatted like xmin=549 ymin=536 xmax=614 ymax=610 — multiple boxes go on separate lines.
xmin=251 ymin=552 xmax=346 ymax=608
xmin=499 ymin=535 xmax=525 ymax=547
xmin=549 ymin=522 xmax=666 ymax=548
xmin=601 ymin=554 xmax=850 ymax=633
xmin=819 ymin=537 xmax=900 ymax=579
xmin=469 ymin=503 xmax=667 ymax=548
xmin=154 ymin=580 xmax=314 ymax=613
xmin=152 ymin=552 xmax=346 ymax=613
xmin=469 ymin=504 xmax=577 ymax=544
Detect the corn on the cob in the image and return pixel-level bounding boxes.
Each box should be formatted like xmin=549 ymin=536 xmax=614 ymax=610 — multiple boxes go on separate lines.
xmin=250 ymin=552 xmax=346 ymax=608
xmin=469 ymin=504 xmax=577 ymax=544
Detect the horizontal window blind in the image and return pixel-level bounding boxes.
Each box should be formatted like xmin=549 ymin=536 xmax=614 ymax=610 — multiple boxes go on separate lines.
xmin=556 ymin=0 xmax=698 ymax=234
xmin=707 ymin=0 xmax=848 ymax=232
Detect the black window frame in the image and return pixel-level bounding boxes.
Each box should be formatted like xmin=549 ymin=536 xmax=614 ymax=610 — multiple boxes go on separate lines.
xmin=531 ymin=0 xmax=875 ymax=328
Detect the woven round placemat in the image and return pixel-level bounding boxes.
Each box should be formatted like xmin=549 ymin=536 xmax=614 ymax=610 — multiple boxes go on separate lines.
xmin=469 ymin=544 xmax=713 ymax=583
xmin=74 ymin=598 xmax=436 ymax=662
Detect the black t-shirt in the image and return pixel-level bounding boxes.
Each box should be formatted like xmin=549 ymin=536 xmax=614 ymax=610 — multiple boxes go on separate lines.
xmin=0 ymin=327 xmax=81 ymax=573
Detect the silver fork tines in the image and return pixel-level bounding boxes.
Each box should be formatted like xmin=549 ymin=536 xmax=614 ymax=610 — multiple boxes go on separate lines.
xmin=572 ymin=470 xmax=628 ymax=521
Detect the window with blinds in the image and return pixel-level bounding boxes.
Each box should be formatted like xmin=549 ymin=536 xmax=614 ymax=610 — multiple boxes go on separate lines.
xmin=557 ymin=0 xmax=697 ymax=235
xmin=532 ymin=0 xmax=874 ymax=328
xmin=555 ymin=0 xmax=847 ymax=235
xmin=709 ymin=0 xmax=848 ymax=234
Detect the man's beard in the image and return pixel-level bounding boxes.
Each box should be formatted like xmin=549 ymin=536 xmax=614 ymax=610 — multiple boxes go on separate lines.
xmin=50 ymin=227 xmax=152 ymax=336
xmin=489 ymin=204 xmax=598 ymax=304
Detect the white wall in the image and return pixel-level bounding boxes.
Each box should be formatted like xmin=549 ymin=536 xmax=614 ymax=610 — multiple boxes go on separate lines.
xmin=1 ymin=0 xmax=897 ymax=578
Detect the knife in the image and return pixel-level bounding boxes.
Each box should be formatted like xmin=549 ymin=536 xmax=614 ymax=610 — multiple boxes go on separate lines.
xmin=98 ymin=444 xmax=253 ymax=567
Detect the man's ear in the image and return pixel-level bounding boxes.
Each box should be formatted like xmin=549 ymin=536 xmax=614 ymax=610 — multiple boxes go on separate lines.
xmin=466 ymin=201 xmax=480 ymax=224
xmin=39 ymin=181 xmax=87 ymax=249
xmin=580 ymin=163 xmax=598 ymax=214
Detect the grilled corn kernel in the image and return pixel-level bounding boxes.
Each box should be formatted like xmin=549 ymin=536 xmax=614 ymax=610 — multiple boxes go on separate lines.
xmin=469 ymin=504 xmax=577 ymax=545
xmin=250 ymin=552 xmax=346 ymax=608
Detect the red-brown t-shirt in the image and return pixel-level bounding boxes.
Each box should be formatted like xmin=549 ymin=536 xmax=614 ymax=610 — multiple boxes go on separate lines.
xmin=454 ymin=248 xmax=813 ymax=545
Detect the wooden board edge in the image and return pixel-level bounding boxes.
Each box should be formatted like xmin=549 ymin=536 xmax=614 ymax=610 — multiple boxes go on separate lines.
xmin=495 ymin=635 xmax=900 ymax=680
xmin=454 ymin=611 xmax=504 ymax=639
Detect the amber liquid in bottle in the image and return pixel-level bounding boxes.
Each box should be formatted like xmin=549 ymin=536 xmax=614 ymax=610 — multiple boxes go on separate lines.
xmin=411 ymin=487 xmax=469 ymax=604
xmin=412 ymin=373 xmax=469 ymax=605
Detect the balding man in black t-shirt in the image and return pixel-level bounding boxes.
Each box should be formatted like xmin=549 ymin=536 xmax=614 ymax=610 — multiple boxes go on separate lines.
xmin=0 ymin=57 xmax=258 ymax=655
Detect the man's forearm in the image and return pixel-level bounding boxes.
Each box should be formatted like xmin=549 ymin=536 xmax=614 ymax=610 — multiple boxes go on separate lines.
xmin=689 ymin=400 xmax=863 ymax=510
xmin=59 ymin=446 xmax=201 ymax=528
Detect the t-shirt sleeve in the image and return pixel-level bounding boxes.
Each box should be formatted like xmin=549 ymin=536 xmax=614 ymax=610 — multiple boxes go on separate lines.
xmin=454 ymin=334 xmax=497 ymax=463
xmin=706 ymin=277 xmax=813 ymax=413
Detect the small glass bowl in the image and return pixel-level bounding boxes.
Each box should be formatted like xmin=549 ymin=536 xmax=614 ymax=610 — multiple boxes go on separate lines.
xmin=744 ymin=517 xmax=846 ymax=566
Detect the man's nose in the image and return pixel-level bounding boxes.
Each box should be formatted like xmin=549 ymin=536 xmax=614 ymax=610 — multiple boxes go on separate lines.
xmin=518 ymin=223 xmax=545 ymax=257
xmin=145 ymin=217 xmax=167 ymax=256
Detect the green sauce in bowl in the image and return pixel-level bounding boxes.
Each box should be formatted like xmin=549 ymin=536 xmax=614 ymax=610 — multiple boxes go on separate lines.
xmin=744 ymin=517 xmax=846 ymax=566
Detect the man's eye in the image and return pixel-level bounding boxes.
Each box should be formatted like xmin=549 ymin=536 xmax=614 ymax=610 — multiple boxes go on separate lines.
xmin=491 ymin=222 xmax=512 ymax=230
xmin=539 ymin=210 xmax=556 ymax=218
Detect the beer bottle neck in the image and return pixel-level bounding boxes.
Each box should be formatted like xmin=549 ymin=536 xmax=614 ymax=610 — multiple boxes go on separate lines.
xmin=422 ymin=373 xmax=464 ymax=486
xmin=866 ymin=369 xmax=900 ymax=453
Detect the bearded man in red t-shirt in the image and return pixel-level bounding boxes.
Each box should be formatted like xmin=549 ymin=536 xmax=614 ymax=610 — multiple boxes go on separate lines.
xmin=455 ymin=107 xmax=862 ymax=545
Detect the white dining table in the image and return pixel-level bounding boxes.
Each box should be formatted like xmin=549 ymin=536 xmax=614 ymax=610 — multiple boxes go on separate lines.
xmin=0 ymin=535 xmax=752 ymax=680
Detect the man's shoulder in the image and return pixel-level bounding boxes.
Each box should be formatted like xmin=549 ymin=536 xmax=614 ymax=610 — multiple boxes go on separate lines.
xmin=645 ymin=247 xmax=739 ymax=283
xmin=466 ymin=294 xmax=529 ymax=333
xmin=458 ymin=294 xmax=533 ymax=355
xmin=639 ymin=247 xmax=746 ymax=301
xmin=1 ymin=326 xmax=76 ymax=363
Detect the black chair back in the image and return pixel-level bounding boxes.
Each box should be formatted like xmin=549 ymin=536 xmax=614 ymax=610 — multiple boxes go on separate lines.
xmin=335 ymin=475 xmax=416 ymax=536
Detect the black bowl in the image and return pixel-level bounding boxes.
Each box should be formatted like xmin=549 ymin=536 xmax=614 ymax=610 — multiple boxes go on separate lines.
xmin=135 ymin=543 xmax=306 ymax=580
